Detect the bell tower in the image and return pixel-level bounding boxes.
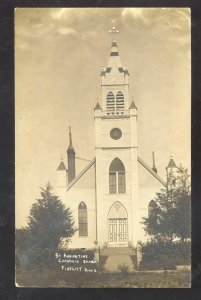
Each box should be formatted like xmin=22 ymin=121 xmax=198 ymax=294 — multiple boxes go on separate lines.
xmin=94 ymin=28 xmax=139 ymax=247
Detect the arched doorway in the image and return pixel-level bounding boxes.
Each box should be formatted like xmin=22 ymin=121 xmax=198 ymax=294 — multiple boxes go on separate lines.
xmin=108 ymin=202 xmax=128 ymax=246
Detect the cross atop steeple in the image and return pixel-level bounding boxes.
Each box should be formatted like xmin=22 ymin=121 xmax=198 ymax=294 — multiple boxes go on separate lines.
xmin=109 ymin=26 xmax=119 ymax=42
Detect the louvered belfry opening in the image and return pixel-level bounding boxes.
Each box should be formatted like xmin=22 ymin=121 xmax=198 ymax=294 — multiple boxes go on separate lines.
xmin=116 ymin=91 xmax=124 ymax=110
xmin=106 ymin=91 xmax=125 ymax=111
xmin=106 ymin=91 xmax=115 ymax=110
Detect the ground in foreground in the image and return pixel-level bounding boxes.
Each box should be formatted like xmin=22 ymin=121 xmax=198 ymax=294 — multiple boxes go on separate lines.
xmin=16 ymin=268 xmax=191 ymax=288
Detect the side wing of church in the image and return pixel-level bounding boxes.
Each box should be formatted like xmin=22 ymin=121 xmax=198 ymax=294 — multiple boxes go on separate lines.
xmin=56 ymin=31 xmax=177 ymax=250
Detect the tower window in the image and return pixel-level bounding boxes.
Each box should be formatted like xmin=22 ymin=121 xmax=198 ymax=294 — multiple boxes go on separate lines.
xmin=78 ymin=202 xmax=88 ymax=236
xmin=106 ymin=92 xmax=115 ymax=110
xmin=109 ymin=158 xmax=126 ymax=194
xmin=110 ymin=128 xmax=122 ymax=140
xmin=116 ymin=91 xmax=124 ymax=110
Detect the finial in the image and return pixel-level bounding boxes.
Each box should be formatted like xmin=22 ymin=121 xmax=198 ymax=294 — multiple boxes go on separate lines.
xmin=109 ymin=26 xmax=119 ymax=42
xmin=152 ymin=151 xmax=157 ymax=173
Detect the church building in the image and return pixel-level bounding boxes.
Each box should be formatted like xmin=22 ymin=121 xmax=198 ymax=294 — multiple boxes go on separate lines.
xmin=56 ymin=28 xmax=177 ymax=251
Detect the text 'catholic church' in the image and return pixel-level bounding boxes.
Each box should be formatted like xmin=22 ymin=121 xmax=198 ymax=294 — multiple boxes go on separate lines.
xmin=56 ymin=28 xmax=177 ymax=252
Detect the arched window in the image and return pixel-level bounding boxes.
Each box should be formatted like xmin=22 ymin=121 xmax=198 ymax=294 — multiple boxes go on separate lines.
xmin=109 ymin=158 xmax=126 ymax=194
xmin=148 ymin=200 xmax=157 ymax=218
xmin=78 ymin=202 xmax=88 ymax=236
xmin=116 ymin=91 xmax=124 ymax=110
xmin=106 ymin=92 xmax=115 ymax=110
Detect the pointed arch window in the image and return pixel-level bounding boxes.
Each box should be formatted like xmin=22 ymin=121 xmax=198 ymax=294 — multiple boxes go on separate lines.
xmin=116 ymin=91 xmax=124 ymax=110
xmin=106 ymin=92 xmax=115 ymax=110
xmin=148 ymin=200 xmax=157 ymax=218
xmin=109 ymin=158 xmax=126 ymax=194
xmin=78 ymin=202 xmax=88 ymax=236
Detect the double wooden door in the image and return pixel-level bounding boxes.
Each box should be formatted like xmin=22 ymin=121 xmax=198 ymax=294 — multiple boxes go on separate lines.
xmin=109 ymin=218 xmax=127 ymax=245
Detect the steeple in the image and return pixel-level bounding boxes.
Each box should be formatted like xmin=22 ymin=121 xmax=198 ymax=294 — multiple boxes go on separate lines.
xmin=100 ymin=27 xmax=130 ymax=111
xmin=152 ymin=151 xmax=157 ymax=173
xmin=67 ymin=127 xmax=76 ymax=184
xmin=101 ymin=38 xmax=129 ymax=79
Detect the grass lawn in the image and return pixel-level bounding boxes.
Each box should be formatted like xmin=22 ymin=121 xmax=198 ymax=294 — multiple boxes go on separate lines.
xmin=16 ymin=268 xmax=191 ymax=288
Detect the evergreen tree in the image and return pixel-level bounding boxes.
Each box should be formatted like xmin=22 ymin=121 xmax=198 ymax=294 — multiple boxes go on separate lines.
xmin=27 ymin=182 xmax=77 ymax=249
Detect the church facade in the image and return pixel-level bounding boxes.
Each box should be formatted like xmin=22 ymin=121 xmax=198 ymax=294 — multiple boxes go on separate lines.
xmin=56 ymin=33 xmax=175 ymax=250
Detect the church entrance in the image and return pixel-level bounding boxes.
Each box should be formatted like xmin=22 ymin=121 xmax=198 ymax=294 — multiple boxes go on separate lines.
xmin=108 ymin=202 xmax=128 ymax=246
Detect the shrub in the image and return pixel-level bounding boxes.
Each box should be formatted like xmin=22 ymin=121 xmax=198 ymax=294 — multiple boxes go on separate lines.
xmin=139 ymin=240 xmax=191 ymax=270
xmin=117 ymin=263 xmax=129 ymax=274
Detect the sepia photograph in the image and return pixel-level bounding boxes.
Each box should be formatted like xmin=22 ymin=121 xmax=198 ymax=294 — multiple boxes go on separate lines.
xmin=15 ymin=7 xmax=191 ymax=288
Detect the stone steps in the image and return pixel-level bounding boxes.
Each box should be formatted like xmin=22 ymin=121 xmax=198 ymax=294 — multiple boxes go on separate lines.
xmin=101 ymin=246 xmax=136 ymax=256
xmin=103 ymin=254 xmax=135 ymax=272
xmin=100 ymin=247 xmax=136 ymax=272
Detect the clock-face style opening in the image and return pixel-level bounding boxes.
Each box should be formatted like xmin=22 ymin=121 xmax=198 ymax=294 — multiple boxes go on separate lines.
xmin=110 ymin=128 xmax=122 ymax=140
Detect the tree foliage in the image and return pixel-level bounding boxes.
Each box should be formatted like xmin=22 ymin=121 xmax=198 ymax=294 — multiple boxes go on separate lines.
xmin=139 ymin=239 xmax=191 ymax=270
xmin=27 ymin=182 xmax=77 ymax=249
xmin=16 ymin=183 xmax=77 ymax=270
xmin=142 ymin=166 xmax=191 ymax=243
xmin=140 ymin=166 xmax=191 ymax=270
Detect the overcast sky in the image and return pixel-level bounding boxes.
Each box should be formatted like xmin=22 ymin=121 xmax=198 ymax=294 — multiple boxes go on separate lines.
xmin=15 ymin=8 xmax=191 ymax=228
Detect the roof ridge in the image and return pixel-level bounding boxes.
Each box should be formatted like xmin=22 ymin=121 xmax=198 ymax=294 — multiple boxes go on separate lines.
xmin=67 ymin=158 xmax=95 ymax=191
xmin=137 ymin=156 xmax=166 ymax=187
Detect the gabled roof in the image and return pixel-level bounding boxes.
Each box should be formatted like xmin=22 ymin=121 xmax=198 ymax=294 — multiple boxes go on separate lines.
xmin=66 ymin=156 xmax=166 ymax=191
xmin=57 ymin=161 xmax=67 ymax=171
xmin=67 ymin=158 xmax=96 ymax=191
xmin=137 ymin=156 xmax=166 ymax=186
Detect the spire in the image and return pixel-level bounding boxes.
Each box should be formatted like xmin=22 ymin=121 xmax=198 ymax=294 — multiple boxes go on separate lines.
xmin=68 ymin=126 xmax=74 ymax=150
xmin=152 ymin=151 xmax=157 ymax=173
xmin=107 ymin=39 xmax=123 ymax=70
xmin=104 ymin=26 xmax=127 ymax=73
xmin=67 ymin=127 xmax=76 ymax=183
xmin=69 ymin=126 xmax=72 ymax=145
xmin=100 ymin=28 xmax=129 ymax=78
